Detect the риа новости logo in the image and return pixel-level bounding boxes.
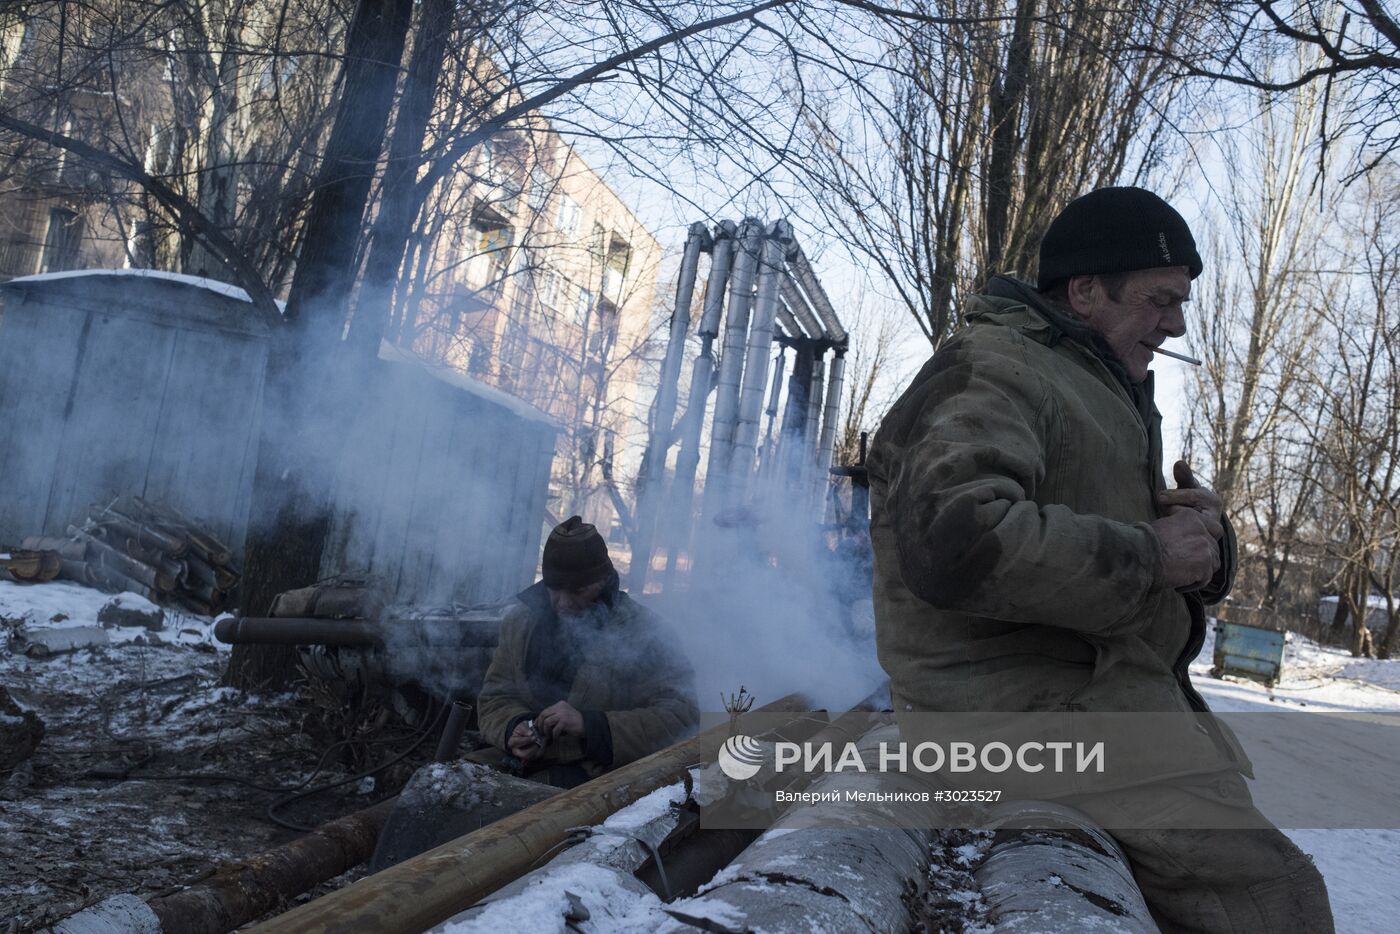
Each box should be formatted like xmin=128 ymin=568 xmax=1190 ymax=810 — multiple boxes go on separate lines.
xmin=718 ymin=734 xmax=765 ymax=780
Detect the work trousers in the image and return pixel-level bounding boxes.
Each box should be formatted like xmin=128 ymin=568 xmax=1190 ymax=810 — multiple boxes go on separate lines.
xmin=1066 ymin=771 xmax=1334 ymax=934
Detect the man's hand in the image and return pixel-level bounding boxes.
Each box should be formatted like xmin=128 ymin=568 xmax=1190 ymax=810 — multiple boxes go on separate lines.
xmin=1158 ymin=461 xmax=1224 ymax=540
xmin=535 ymin=701 xmax=585 ymax=741
xmin=508 ymin=721 xmax=543 ymax=763
xmin=1151 ymin=507 xmax=1221 ymax=591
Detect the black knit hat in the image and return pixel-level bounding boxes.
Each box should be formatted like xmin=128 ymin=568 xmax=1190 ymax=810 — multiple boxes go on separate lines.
xmin=1036 ymin=187 xmax=1203 ymax=291
xmin=542 ymin=516 xmax=614 ymax=590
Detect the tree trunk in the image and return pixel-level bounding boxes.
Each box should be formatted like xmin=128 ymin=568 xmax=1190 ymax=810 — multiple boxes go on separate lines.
xmin=226 ymin=0 xmax=414 ymax=691
xmin=981 ymin=0 xmax=1035 ymax=281
xmin=346 ymin=0 xmax=456 ymax=358
xmin=1380 ymin=605 xmax=1400 ymax=660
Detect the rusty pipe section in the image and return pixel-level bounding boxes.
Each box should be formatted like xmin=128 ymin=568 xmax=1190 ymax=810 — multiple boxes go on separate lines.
xmin=50 ymin=798 xmax=400 ymax=934
xmin=214 ymin=616 xmax=498 ymax=648
xmin=249 ymin=692 xmax=816 ymax=934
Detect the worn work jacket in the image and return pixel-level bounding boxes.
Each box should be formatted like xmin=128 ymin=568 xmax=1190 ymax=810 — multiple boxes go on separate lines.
xmin=868 ymin=277 xmax=1246 ymax=791
xmin=475 ymin=577 xmax=700 ymax=786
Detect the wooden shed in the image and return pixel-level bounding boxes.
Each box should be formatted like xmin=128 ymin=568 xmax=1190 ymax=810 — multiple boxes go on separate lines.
xmin=0 ymin=269 xmax=557 ymax=605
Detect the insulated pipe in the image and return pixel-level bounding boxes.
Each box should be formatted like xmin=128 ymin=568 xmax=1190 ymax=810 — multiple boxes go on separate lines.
xmin=662 ymin=722 xmax=930 ymax=933
xmin=804 ymin=350 xmax=827 ymax=504
xmin=732 ymin=221 xmax=790 ymax=478
xmin=779 ymin=275 xmax=826 ymax=340
xmin=775 ymin=343 xmax=815 ymax=490
xmin=644 ymin=222 xmax=709 ymax=475
xmin=248 ymin=693 xmax=815 ymax=934
xmin=764 ymin=348 xmax=787 ymax=442
xmin=703 ymin=219 xmax=763 ymax=508
xmin=697 ymin=221 xmax=738 ymax=338
xmin=818 ymin=348 xmax=847 ymax=474
xmin=213 ymin=617 xmax=500 ymax=648
xmin=975 ymin=802 xmax=1157 ymax=933
xmin=758 ymin=348 xmax=788 ymax=484
xmin=806 ymin=349 xmax=827 ymax=458
xmin=631 ymin=222 xmax=710 ymax=590
xmin=788 ymin=246 xmax=847 ymax=343
xmin=775 ymin=301 xmax=803 ymax=340
xmin=662 ymin=347 xmax=716 ymax=587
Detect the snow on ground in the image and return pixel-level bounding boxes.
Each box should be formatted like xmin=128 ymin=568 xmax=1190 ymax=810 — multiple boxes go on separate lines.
xmin=0 ymin=579 xmax=391 ymax=931
xmin=0 ymin=579 xmax=230 ymax=648
xmin=5 ymin=578 xmax=1400 ymax=932
xmin=1192 ymin=621 xmax=1400 ymax=933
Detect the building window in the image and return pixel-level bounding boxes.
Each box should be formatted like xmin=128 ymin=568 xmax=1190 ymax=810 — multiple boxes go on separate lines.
xmin=555 ymin=194 xmax=580 ymax=237
xmin=462 ymin=223 xmax=512 ymax=295
xmin=40 ymin=208 xmax=83 ymax=273
xmin=601 ymin=239 xmax=632 ymax=305
xmin=528 ymin=166 xmax=553 ymax=213
xmin=538 ymin=268 xmax=562 ymax=311
xmin=574 ymin=287 xmax=593 ymax=326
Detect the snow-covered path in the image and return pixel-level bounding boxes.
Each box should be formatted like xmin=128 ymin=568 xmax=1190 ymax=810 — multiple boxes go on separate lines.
xmin=1193 ymin=628 xmax=1400 ymax=933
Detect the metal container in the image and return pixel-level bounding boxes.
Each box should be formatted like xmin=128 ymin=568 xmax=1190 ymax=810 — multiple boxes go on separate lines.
xmin=1211 ymin=620 xmax=1285 ymax=686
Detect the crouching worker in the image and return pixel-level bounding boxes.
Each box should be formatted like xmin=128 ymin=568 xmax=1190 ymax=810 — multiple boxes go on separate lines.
xmin=471 ymin=516 xmax=699 ymax=788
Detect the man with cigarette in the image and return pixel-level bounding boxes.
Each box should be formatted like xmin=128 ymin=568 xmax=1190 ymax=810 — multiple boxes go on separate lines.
xmin=868 ymin=187 xmax=1331 ymax=931
xmin=473 ymin=516 xmax=699 ymax=788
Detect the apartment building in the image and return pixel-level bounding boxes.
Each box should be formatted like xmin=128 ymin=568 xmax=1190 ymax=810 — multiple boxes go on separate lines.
xmin=404 ymin=131 xmax=663 ymax=541
xmin=1 ymin=8 xmax=664 ymax=543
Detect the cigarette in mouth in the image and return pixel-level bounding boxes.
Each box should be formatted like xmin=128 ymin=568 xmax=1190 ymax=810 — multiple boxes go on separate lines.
xmin=1153 ymin=346 xmax=1202 ymax=366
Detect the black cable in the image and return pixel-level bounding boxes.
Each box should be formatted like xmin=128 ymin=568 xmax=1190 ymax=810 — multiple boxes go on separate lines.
xmin=265 ymin=702 xmax=448 ymax=832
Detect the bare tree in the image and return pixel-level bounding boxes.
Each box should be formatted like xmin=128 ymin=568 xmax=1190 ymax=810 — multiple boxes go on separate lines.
xmin=798 ymin=0 xmax=1194 ymax=345
xmin=1305 ymin=168 xmax=1400 ymax=657
xmin=1187 ymin=64 xmax=1335 ymax=505
xmin=1174 ymin=2 xmax=1400 ymax=156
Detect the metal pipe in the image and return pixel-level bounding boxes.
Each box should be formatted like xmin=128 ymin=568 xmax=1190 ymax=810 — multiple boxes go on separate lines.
xmin=788 ymin=246 xmax=847 ymax=343
xmin=697 ymin=220 xmax=737 ymax=338
xmin=779 ymin=276 xmax=825 ymax=340
xmin=434 ymin=701 xmax=472 ymax=762
xmin=818 ymin=348 xmax=847 ymax=475
xmin=663 ymin=347 xmax=716 ymax=588
xmin=758 ymin=348 xmax=788 ymax=484
xmin=775 ymin=343 xmax=815 ymax=490
xmin=806 ymin=349 xmax=827 ymax=458
xmin=975 ymin=801 xmax=1157 ymax=932
xmin=248 ymin=693 xmax=815 ymax=934
xmin=631 ymin=222 xmax=710 ymax=590
xmin=213 ymin=617 xmax=500 ymax=649
xmin=667 ymin=722 xmax=928 ymax=933
xmin=732 ymin=221 xmax=790 ymax=480
xmin=763 ymin=348 xmax=787 ymax=442
xmin=704 ymin=219 xmax=763 ymax=496
xmin=775 ymin=301 xmax=803 ymax=340
xmin=803 ymin=350 xmax=827 ymax=505
xmin=147 ymin=798 xmax=398 ymax=934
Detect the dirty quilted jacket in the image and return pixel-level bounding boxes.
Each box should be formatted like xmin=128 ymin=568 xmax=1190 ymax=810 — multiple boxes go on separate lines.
xmin=476 ymin=582 xmax=699 ymax=781
xmin=868 ymin=277 xmax=1246 ymax=788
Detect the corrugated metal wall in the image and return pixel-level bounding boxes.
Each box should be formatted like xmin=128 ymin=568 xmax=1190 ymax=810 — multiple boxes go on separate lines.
xmin=0 ymin=270 xmax=555 ymax=605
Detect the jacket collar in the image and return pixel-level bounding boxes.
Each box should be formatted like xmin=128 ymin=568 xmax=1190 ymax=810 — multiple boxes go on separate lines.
xmin=980 ymin=275 xmax=1134 ymax=391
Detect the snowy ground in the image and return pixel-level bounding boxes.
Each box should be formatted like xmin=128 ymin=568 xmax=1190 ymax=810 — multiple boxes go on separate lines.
xmin=1187 ymin=624 xmax=1400 ymax=934
xmin=0 ymin=581 xmax=420 ymax=931
xmin=4 ymin=579 xmax=1400 ymax=932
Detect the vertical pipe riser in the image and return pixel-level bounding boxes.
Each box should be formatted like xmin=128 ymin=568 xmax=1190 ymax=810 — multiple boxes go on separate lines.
xmin=733 ymin=225 xmax=789 ymax=484
xmin=704 ymin=220 xmax=762 ymax=507
xmin=631 ymin=224 xmax=709 ymax=590
xmin=819 ymin=353 xmax=846 ymax=471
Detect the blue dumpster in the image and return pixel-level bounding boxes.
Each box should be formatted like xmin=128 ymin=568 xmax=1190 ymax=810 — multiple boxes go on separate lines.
xmin=1211 ymin=620 xmax=1285 ymax=686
